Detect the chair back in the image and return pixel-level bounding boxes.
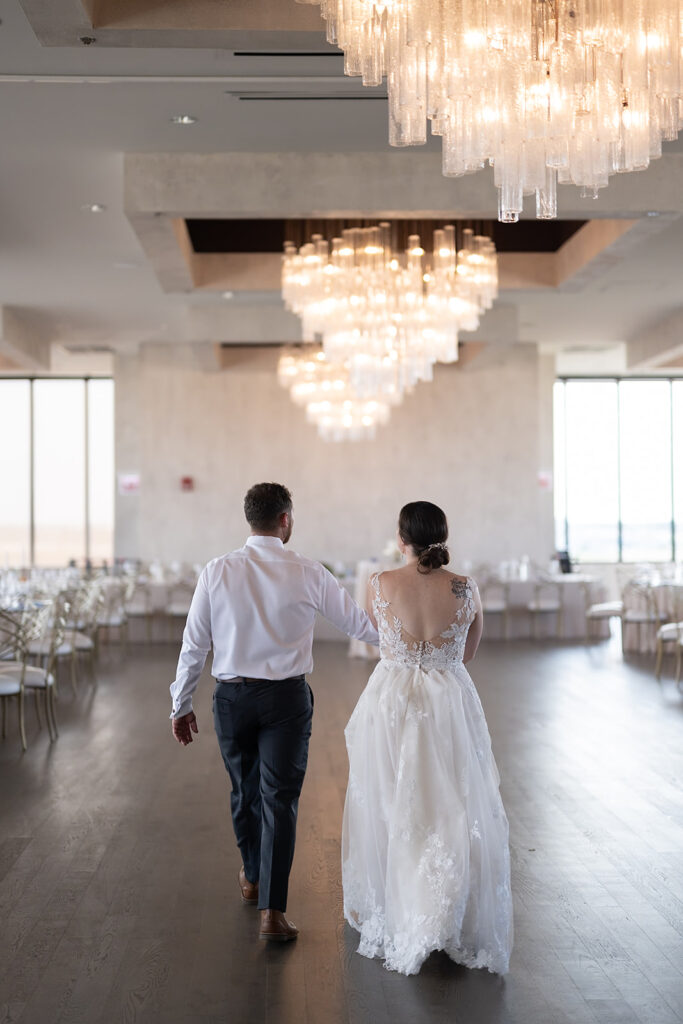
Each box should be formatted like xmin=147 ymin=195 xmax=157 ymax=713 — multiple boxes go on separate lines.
xmin=99 ymin=579 xmax=126 ymax=619
xmin=0 ymin=601 xmax=53 ymax=673
xmin=168 ymin=580 xmax=195 ymax=613
xmin=125 ymin=578 xmax=150 ymax=615
xmin=0 ymin=608 xmax=22 ymax=661
xmin=669 ymin=584 xmax=683 ymax=636
xmin=622 ymin=581 xmax=656 ymax=619
xmin=533 ymin=580 xmax=562 ymax=607
xmin=45 ymin=594 xmax=69 ymax=671
xmin=480 ymin=578 xmax=509 ymax=608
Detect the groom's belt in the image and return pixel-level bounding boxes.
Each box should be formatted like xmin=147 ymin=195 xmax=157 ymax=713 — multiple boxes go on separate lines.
xmin=216 ymin=674 xmax=306 ymax=685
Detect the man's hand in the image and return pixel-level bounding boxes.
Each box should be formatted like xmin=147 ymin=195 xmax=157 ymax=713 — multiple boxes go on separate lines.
xmin=172 ymin=711 xmax=199 ymax=746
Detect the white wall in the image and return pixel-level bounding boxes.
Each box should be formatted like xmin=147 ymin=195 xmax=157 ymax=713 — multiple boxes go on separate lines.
xmin=114 ymin=342 xmax=555 ymax=571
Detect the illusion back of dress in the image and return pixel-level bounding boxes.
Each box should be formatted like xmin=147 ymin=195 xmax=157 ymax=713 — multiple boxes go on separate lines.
xmin=371 ymin=572 xmax=476 ymax=671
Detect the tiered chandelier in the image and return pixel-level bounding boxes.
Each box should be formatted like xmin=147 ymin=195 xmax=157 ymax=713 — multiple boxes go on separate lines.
xmin=297 ymin=0 xmax=683 ymax=221
xmin=280 ymin=221 xmax=498 ymax=439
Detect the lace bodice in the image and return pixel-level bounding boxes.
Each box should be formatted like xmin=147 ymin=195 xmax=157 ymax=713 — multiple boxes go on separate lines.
xmin=370 ymin=572 xmax=476 ymax=671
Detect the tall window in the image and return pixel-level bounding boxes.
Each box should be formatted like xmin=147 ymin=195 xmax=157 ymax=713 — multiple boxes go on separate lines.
xmin=0 ymin=380 xmax=31 ymax=566
xmin=674 ymin=381 xmax=683 ymax=561
xmin=554 ymin=378 xmax=681 ymax=563
xmin=0 ymin=378 xmax=114 ymax=567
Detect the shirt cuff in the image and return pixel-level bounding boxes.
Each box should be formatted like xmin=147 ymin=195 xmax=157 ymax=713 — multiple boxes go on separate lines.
xmin=170 ymin=698 xmax=193 ymax=719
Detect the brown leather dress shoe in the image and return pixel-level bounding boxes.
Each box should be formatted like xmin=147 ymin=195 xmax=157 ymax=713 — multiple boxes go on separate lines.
xmin=259 ymin=909 xmax=299 ymax=942
xmin=238 ymin=866 xmax=259 ymax=905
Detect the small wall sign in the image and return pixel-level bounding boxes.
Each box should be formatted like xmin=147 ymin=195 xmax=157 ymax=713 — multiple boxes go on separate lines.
xmin=118 ymin=473 xmax=141 ymax=496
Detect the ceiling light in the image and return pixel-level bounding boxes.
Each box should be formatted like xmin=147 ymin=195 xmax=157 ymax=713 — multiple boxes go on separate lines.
xmin=81 ymin=203 xmax=106 ymax=213
xmin=301 ymin=0 xmax=683 ymax=222
xmin=170 ymin=114 xmax=198 ymax=125
xmin=222 ymin=290 xmax=234 ymax=300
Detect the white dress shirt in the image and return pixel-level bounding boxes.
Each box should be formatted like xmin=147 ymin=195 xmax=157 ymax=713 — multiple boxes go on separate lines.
xmin=169 ymin=535 xmax=379 ymax=718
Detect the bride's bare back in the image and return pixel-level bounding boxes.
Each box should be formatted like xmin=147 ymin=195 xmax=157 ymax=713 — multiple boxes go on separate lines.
xmin=369 ymin=565 xmax=483 ymax=663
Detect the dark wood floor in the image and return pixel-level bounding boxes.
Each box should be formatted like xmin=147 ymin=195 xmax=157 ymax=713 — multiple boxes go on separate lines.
xmin=1 ymin=636 xmax=682 ymax=1024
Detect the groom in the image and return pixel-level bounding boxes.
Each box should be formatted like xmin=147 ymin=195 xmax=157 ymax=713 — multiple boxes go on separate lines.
xmin=170 ymin=482 xmax=378 ymax=941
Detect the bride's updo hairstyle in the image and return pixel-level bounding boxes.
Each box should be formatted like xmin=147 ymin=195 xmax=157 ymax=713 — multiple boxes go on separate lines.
xmin=398 ymin=501 xmax=450 ymax=574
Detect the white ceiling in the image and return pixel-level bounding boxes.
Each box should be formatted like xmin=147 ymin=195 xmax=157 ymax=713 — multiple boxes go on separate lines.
xmin=1 ymin=0 xmax=683 ymax=374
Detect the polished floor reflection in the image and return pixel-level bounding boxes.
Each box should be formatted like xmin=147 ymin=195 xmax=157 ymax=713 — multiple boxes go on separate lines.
xmin=1 ymin=637 xmax=682 ymax=1024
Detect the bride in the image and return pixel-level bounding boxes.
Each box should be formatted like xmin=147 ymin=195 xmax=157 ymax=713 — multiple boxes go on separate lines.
xmin=342 ymin=501 xmax=513 ymax=976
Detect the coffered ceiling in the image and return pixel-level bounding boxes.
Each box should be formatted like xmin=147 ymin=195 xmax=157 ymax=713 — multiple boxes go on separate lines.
xmin=2 ymin=0 xmax=683 ymax=375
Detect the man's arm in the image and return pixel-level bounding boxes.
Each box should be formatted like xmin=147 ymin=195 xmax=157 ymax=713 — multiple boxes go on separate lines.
xmin=317 ymin=568 xmax=379 ymax=645
xmin=169 ymin=570 xmax=212 ymax=742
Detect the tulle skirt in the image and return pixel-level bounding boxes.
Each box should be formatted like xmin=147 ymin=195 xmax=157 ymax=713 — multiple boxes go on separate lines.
xmin=342 ymin=659 xmax=513 ymax=976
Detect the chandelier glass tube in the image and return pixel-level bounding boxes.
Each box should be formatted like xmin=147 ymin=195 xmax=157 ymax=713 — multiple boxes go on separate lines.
xmin=297 ymin=0 xmax=683 ymax=221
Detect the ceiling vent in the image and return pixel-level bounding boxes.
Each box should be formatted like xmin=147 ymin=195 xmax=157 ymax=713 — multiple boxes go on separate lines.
xmin=224 ymin=75 xmax=386 ymax=102
xmin=233 ymin=51 xmax=341 ymax=58
xmin=235 ymin=94 xmax=386 ymax=101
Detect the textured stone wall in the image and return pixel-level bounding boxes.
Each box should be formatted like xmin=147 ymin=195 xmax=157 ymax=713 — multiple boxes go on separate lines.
xmin=114 ymin=343 xmax=555 ymax=571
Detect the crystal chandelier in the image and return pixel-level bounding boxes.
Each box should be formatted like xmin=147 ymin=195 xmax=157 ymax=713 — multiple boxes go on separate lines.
xmin=282 ymin=221 xmax=498 ymax=400
xmin=278 ymin=347 xmax=394 ymax=441
xmin=297 ymin=0 xmax=683 ymax=221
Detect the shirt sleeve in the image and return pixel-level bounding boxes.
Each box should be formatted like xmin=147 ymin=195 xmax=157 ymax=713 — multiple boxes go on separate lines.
xmin=316 ymin=567 xmax=379 ymax=645
xmin=169 ymin=569 xmax=212 ymax=718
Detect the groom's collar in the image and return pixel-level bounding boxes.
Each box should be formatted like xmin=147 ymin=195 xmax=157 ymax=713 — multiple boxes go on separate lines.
xmin=245 ymin=535 xmax=285 ymax=549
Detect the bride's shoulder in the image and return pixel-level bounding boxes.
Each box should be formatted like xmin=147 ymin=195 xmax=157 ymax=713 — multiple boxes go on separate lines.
xmin=443 ymin=570 xmax=479 ymax=597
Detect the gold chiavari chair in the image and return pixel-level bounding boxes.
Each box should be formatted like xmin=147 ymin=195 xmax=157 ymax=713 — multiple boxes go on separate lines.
xmin=65 ymin=579 xmax=102 ymax=683
xmin=96 ymin=578 xmax=128 ymax=648
xmin=166 ymin=579 xmax=195 ymax=641
xmin=656 ymin=584 xmax=683 ymax=680
xmin=21 ymin=596 xmax=67 ymax=740
xmin=0 ymin=602 xmax=55 ymax=750
xmin=479 ymin=576 xmax=511 ymax=640
xmin=27 ymin=589 xmax=77 ymax=694
xmin=124 ymin=575 xmax=155 ymax=643
xmin=620 ymin=581 xmax=664 ymax=654
xmin=527 ymin=579 xmax=563 ymax=639
xmin=583 ymin=581 xmax=623 ymax=642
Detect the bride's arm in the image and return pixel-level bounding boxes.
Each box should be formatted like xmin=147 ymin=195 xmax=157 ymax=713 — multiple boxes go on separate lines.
xmin=365 ymin=578 xmax=379 ymax=630
xmin=463 ymin=580 xmax=483 ymax=664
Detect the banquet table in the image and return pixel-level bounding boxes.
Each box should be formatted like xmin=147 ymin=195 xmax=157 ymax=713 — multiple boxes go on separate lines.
xmin=348 ymin=563 xmax=609 ymax=659
xmin=483 ymin=574 xmax=608 ymax=641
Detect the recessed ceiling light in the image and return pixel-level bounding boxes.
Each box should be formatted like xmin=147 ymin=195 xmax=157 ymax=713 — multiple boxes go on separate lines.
xmin=171 ymin=115 xmax=198 ymax=125
xmin=222 ymin=291 xmax=234 ymax=300
xmin=81 ymin=203 xmax=106 ymax=213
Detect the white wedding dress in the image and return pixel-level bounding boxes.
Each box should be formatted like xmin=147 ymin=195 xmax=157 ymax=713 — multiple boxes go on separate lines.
xmin=342 ymin=572 xmax=513 ymax=976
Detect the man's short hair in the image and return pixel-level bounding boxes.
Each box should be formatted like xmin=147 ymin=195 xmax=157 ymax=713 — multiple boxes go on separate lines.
xmin=244 ymin=482 xmax=293 ymax=531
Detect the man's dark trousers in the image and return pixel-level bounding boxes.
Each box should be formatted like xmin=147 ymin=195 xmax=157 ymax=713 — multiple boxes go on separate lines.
xmin=213 ymin=675 xmax=314 ymax=912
